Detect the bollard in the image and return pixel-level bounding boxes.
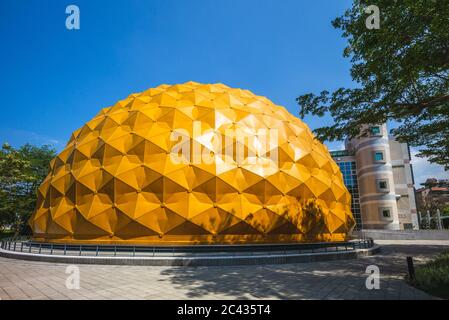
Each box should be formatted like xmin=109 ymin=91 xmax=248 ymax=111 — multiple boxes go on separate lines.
xmin=407 ymin=256 xmax=415 ymax=281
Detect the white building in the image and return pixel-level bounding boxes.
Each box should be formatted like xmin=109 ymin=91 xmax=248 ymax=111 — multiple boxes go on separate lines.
xmin=330 ymin=124 xmax=419 ymax=230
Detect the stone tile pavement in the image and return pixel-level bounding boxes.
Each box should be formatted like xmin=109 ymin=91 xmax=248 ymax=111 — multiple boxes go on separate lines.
xmin=0 ymin=240 xmax=448 ymax=300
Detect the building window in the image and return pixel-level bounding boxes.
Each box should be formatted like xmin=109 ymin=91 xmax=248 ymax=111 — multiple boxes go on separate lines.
xmin=370 ymin=126 xmax=382 ymax=136
xmin=403 ymin=223 xmax=413 ymax=230
xmin=334 ymin=160 xmax=363 ymax=230
xmin=376 ymin=179 xmax=389 ymax=192
xmin=379 ymin=207 xmax=392 ymax=219
xmin=373 ymin=150 xmax=385 ymax=163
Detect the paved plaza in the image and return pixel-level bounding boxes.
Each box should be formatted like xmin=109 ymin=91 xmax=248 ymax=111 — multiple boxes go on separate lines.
xmin=0 ymin=240 xmax=448 ymax=300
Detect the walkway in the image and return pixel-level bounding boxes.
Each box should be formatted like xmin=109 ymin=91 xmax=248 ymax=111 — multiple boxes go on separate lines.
xmin=0 ymin=240 xmax=448 ymax=300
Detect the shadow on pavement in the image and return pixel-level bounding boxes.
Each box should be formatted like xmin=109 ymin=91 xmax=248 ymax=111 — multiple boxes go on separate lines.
xmin=158 ymin=244 xmax=449 ymax=300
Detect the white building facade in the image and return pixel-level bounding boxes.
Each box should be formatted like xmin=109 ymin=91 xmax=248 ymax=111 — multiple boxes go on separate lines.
xmin=330 ymin=124 xmax=419 ymax=230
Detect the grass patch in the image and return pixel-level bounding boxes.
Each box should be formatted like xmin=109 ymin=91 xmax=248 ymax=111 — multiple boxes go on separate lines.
xmin=410 ymin=251 xmax=449 ymax=299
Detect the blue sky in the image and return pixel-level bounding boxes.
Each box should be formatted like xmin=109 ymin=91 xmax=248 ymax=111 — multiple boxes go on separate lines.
xmin=1 ymin=0 xmax=447 ymax=185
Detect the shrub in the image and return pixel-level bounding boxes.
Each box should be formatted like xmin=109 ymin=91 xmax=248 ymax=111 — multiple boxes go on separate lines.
xmin=412 ymin=251 xmax=449 ymax=299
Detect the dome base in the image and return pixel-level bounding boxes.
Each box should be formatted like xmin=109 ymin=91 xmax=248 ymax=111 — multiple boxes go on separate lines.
xmin=1 ymin=237 xmax=377 ymax=266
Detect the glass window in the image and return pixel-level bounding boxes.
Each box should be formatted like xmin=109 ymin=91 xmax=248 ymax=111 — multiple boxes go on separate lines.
xmin=338 ymin=160 xmax=362 ymax=230
xmin=377 ymin=179 xmax=389 ymax=192
xmin=378 ymin=207 xmax=392 ymax=220
xmin=380 ymin=208 xmax=391 ymax=218
xmin=374 ymin=152 xmax=384 ymax=162
xmin=370 ymin=126 xmax=381 ymax=135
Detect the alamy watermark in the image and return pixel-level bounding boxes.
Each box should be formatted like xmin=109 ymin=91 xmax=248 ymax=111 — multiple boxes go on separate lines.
xmin=65 ymin=265 xmax=80 ymax=290
xmin=66 ymin=5 xmax=80 ymax=30
xmin=365 ymin=265 xmax=380 ymax=290
xmin=365 ymin=5 xmax=380 ymax=30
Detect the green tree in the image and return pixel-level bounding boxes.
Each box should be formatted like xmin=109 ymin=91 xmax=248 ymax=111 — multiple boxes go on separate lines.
xmin=0 ymin=143 xmax=55 ymax=235
xmin=297 ymin=0 xmax=449 ymax=168
xmin=442 ymin=205 xmax=449 ymax=217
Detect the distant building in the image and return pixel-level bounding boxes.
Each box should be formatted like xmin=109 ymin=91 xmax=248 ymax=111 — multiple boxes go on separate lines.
xmin=416 ymin=178 xmax=449 ymax=212
xmin=330 ymin=124 xmax=419 ymax=230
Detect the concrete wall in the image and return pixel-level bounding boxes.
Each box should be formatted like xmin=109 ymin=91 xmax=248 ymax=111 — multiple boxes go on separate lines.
xmin=388 ymin=137 xmax=418 ymax=229
xmin=355 ymin=229 xmax=449 ymax=240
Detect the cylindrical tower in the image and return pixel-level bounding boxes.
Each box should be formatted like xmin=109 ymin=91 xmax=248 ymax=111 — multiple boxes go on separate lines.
xmin=348 ymin=124 xmax=400 ymax=230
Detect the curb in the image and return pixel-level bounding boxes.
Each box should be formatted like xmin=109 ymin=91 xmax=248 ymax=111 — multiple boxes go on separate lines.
xmin=0 ymin=245 xmax=380 ymax=266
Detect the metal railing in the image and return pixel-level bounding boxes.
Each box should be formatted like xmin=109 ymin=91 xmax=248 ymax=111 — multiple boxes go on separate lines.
xmin=0 ymin=237 xmax=374 ymax=258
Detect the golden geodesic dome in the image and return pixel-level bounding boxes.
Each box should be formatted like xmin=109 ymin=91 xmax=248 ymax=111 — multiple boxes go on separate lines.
xmin=30 ymin=82 xmax=355 ymax=244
